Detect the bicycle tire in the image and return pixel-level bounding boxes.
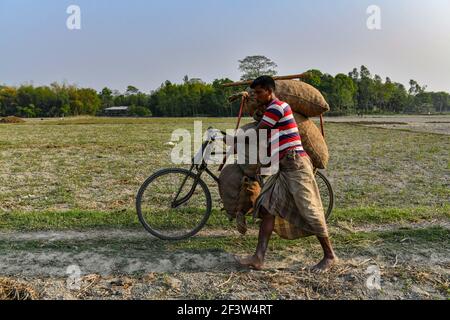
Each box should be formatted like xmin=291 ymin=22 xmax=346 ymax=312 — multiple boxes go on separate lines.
xmin=315 ymin=170 xmax=334 ymax=221
xmin=136 ymin=168 xmax=212 ymax=240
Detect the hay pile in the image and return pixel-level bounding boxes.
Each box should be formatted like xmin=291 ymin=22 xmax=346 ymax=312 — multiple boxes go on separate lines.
xmin=0 ymin=277 xmax=39 ymax=300
xmin=0 ymin=116 xmax=25 ymax=124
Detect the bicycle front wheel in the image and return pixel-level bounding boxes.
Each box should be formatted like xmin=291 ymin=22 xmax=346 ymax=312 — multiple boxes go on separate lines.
xmin=136 ymin=168 xmax=212 ymax=240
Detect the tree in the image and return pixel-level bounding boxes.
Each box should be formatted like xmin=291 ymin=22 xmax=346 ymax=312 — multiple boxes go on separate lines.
xmin=129 ymin=105 xmax=151 ymax=117
xmin=348 ymin=68 xmax=359 ymax=82
xmin=0 ymin=87 xmax=18 ymax=116
xmin=430 ymin=92 xmax=450 ymax=113
xmin=388 ymin=83 xmax=408 ymax=113
xmin=238 ymin=55 xmax=278 ymax=80
xmin=126 ymin=85 xmax=139 ymax=95
xmin=0 ymin=66 xmax=448 ymax=118
xmin=408 ymin=80 xmax=426 ymax=96
xmin=356 ymin=65 xmax=376 ymax=113
xmin=303 ymin=69 xmax=323 ymax=88
xmin=99 ymin=87 xmax=113 ymax=109
xmin=331 ymin=74 xmax=357 ymax=112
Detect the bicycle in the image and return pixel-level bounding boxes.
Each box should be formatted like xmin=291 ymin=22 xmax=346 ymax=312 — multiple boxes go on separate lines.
xmin=136 ymin=127 xmax=335 ymax=240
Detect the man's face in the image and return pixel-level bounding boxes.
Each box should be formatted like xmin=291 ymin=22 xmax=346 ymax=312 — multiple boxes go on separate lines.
xmin=253 ymin=85 xmax=273 ymax=105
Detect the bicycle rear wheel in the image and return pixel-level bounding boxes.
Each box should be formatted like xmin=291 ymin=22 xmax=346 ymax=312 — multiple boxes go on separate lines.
xmin=315 ymin=170 xmax=334 ymax=221
xmin=136 ymin=168 xmax=212 ymax=240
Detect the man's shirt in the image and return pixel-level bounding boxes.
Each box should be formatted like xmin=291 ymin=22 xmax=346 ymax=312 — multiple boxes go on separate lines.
xmin=261 ymin=98 xmax=308 ymax=160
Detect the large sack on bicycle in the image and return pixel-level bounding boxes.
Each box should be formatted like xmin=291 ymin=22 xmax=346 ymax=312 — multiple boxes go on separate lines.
xmin=219 ymin=164 xmax=243 ymax=219
xmin=237 ymin=121 xmax=261 ymax=177
xmin=218 ymin=164 xmax=261 ymax=219
xmin=294 ymin=112 xmax=329 ymax=169
xmin=245 ymin=80 xmax=329 ymax=117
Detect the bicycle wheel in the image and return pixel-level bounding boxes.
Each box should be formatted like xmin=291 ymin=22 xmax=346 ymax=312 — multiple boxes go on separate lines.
xmin=315 ymin=170 xmax=334 ymax=221
xmin=136 ymin=168 xmax=212 ymax=240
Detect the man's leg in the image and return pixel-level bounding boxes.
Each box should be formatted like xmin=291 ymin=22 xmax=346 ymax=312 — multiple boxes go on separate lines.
xmin=312 ymin=236 xmax=338 ymax=272
xmin=236 ymin=207 xmax=274 ymax=270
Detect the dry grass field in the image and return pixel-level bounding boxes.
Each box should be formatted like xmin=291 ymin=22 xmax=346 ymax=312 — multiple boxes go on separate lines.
xmin=0 ymin=115 xmax=448 ymax=300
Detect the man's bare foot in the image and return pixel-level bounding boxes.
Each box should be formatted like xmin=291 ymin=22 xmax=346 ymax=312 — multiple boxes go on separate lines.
xmin=235 ymin=255 xmax=263 ymax=270
xmin=311 ymin=256 xmax=338 ymax=273
xmin=236 ymin=213 xmax=247 ymax=235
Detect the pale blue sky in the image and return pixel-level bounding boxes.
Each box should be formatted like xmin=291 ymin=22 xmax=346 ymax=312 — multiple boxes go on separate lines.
xmin=1 ymin=0 xmax=449 ymax=92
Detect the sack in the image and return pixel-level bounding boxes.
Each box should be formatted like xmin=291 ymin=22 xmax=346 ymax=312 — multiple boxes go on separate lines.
xmin=245 ymin=80 xmax=330 ymax=117
xmin=218 ymin=164 xmax=243 ymax=219
xmin=293 ymin=112 xmax=329 ymax=169
xmin=236 ymin=176 xmax=261 ymax=216
xmin=237 ymin=122 xmax=260 ymax=177
xmin=218 ymin=164 xmax=261 ymax=219
xmin=276 ymin=80 xmax=330 ymax=117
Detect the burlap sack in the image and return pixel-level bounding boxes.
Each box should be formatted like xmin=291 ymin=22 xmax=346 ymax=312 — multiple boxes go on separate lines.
xmin=218 ymin=164 xmax=243 ymax=219
xmin=237 ymin=122 xmax=260 ymax=177
xmin=245 ymin=80 xmax=329 ymax=117
xmin=276 ymin=80 xmax=330 ymax=117
xmin=218 ymin=165 xmax=261 ymax=219
xmin=293 ymin=112 xmax=329 ymax=169
xmin=236 ymin=176 xmax=261 ymax=216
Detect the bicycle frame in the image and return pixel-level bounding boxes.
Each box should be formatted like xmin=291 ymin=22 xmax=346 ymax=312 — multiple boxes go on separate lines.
xmin=171 ymin=133 xmax=226 ymax=208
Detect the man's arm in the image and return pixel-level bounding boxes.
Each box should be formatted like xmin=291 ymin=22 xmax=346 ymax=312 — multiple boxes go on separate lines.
xmin=256 ymin=119 xmax=272 ymax=131
xmin=223 ymin=119 xmax=271 ymax=149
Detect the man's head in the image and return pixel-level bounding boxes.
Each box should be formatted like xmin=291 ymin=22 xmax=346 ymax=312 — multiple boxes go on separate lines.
xmin=250 ymin=76 xmax=276 ymax=105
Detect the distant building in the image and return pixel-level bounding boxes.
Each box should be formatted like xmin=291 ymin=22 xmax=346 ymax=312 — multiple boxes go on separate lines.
xmin=103 ymin=106 xmax=129 ymax=117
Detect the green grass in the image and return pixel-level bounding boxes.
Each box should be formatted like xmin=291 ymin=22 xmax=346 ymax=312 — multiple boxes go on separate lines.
xmin=330 ymin=205 xmax=450 ymax=224
xmin=0 ymin=116 xmax=449 ymax=231
xmin=0 ymin=205 xmax=448 ymax=232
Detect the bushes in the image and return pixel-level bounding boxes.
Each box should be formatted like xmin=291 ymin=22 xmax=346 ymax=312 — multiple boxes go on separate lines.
xmin=0 ymin=84 xmax=101 ymax=118
xmin=128 ymin=105 xmax=151 ymax=117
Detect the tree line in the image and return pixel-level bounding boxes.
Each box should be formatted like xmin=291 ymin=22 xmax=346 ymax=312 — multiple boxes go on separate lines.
xmin=1 ymin=65 xmax=449 ymax=118
xmin=302 ymin=66 xmax=450 ymax=116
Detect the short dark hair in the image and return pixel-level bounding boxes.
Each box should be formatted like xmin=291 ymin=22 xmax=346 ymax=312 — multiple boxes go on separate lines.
xmin=250 ymin=75 xmax=276 ymax=91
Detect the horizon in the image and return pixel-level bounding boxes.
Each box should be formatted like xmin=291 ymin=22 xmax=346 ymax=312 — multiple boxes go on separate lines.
xmin=1 ymin=0 xmax=450 ymax=93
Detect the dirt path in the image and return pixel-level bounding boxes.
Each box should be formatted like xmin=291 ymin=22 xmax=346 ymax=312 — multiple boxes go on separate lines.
xmin=324 ymin=115 xmax=450 ymax=135
xmin=0 ymin=221 xmax=448 ymax=300
xmin=1 ymin=221 xmax=448 ymax=277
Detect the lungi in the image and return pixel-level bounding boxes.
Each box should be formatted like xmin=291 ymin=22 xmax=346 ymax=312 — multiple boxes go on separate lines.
xmin=253 ymin=149 xmax=329 ymax=239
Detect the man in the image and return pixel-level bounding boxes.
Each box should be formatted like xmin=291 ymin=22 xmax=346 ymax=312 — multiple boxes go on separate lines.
xmin=235 ymin=75 xmax=338 ymax=272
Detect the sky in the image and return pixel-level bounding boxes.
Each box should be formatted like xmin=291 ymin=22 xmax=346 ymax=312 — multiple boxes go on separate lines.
xmin=1 ymin=0 xmax=449 ymax=93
